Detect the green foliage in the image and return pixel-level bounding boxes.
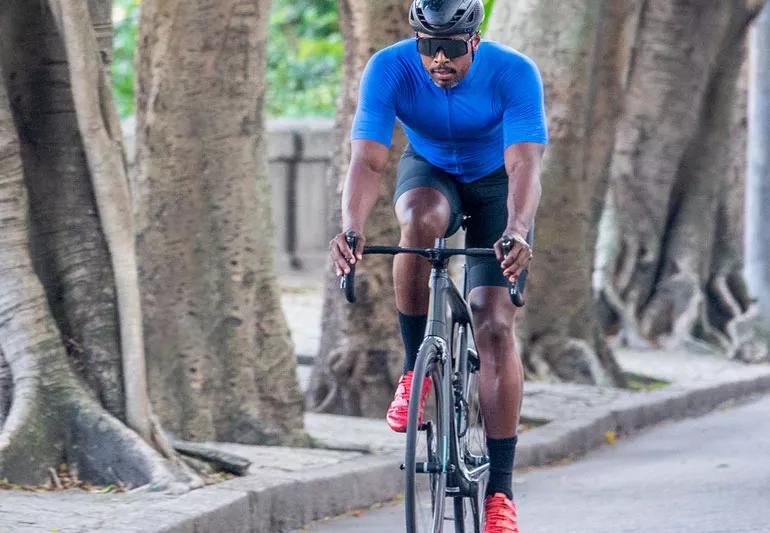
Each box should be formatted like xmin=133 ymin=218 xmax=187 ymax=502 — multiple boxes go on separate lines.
xmin=480 ymin=0 xmax=495 ymax=34
xmin=112 ymin=0 xmax=140 ymax=118
xmin=623 ymin=372 xmax=670 ymax=392
xmin=266 ymin=0 xmax=342 ymax=117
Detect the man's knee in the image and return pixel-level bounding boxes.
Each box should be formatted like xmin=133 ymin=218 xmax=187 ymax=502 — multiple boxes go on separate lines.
xmin=474 ymin=315 xmax=515 ymax=351
xmin=470 ymin=293 xmax=517 ymax=353
xmin=396 ymin=189 xmax=450 ymax=242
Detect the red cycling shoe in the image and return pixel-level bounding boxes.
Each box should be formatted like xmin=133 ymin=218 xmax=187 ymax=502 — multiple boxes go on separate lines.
xmin=484 ymin=493 xmax=520 ymax=533
xmin=386 ymin=371 xmax=432 ymax=433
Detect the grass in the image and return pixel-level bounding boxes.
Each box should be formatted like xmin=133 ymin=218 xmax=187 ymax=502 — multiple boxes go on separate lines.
xmin=623 ymin=371 xmax=670 ymax=392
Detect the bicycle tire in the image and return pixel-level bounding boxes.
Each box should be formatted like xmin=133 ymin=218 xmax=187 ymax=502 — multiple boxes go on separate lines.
xmin=452 ymin=496 xmax=467 ymax=533
xmin=405 ymin=341 xmax=447 ymax=533
xmin=453 ymin=326 xmax=488 ymax=532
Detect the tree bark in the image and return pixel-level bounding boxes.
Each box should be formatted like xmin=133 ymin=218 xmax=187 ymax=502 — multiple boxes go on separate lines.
xmin=487 ymin=0 xmax=636 ymax=385
xmin=747 ymin=5 xmax=770 ymax=330
xmin=0 ymin=348 xmax=10 ymax=428
xmin=47 ymin=0 xmax=152 ymax=443
xmin=1 ymin=0 xmax=127 ymax=424
xmin=134 ymin=0 xmax=306 ymax=444
xmin=307 ymin=0 xmax=410 ymax=416
xmin=601 ymin=0 xmax=768 ymax=361
xmin=0 ymin=3 xmax=195 ymax=487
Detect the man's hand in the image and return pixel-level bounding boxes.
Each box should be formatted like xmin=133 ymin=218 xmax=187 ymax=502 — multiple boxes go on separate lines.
xmin=494 ymin=233 xmax=532 ymax=284
xmin=329 ymin=230 xmax=365 ymax=276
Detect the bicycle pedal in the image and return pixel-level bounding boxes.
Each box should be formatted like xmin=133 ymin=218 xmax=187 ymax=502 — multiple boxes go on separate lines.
xmin=414 ymin=462 xmax=442 ymax=473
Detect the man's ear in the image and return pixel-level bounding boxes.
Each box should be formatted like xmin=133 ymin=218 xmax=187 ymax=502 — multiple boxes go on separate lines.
xmin=472 ymin=32 xmax=481 ymax=51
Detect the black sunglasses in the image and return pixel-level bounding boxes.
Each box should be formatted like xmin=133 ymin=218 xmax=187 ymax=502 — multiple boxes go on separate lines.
xmin=416 ymin=36 xmax=473 ymax=59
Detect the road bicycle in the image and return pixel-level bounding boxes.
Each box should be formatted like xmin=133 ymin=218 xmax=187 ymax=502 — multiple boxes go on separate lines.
xmin=341 ymin=231 xmax=523 ymax=532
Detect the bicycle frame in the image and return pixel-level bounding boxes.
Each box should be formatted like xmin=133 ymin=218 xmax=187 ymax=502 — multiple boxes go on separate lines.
xmin=419 ymin=240 xmax=489 ymax=500
xmin=424 ymin=249 xmax=472 ymax=342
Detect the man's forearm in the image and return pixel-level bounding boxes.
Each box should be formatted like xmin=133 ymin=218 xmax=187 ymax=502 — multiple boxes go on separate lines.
xmin=341 ymin=158 xmax=382 ymax=234
xmin=505 ymin=160 xmax=542 ymax=237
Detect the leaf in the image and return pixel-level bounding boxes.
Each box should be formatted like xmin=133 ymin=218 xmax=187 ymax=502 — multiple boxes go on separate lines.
xmin=604 ymin=431 xmax=617 ymax=444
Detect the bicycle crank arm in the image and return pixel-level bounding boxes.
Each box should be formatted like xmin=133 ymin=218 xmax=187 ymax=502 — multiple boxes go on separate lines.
xmin=400 ymin=462 xmax=457 ymax=474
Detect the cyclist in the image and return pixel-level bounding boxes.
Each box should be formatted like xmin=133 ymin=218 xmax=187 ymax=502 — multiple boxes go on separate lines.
xmin=329 ymin=0 xmax=546 ymax=530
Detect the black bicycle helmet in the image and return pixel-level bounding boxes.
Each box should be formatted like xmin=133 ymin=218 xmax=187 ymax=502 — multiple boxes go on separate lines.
xmin=409 ymin=0 xmax=485 ymax=36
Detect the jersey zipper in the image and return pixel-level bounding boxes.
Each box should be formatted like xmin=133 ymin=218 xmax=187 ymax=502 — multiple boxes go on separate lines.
xmin=445 ymin=89 xmax=461 ymax=176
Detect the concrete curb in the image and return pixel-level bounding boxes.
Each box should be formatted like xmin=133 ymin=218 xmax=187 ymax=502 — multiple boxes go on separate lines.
xmin=98 ymin=370 xmax=770 ymax=533
xmin=99 ymin=453 xmax=404 ymax=533
xmin=517 ymin=373 xmax=770 ymax=468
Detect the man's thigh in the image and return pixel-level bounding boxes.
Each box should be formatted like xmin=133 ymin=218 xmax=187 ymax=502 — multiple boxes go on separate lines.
xmin=462 ymin=169 xmax=533 ymax=293
xmin=394 ymin=146 xmax=463 ymax=236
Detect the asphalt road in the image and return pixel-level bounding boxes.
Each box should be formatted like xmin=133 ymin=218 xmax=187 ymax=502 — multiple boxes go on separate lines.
xmin=293 ymin=394 xmax=770 ymax=533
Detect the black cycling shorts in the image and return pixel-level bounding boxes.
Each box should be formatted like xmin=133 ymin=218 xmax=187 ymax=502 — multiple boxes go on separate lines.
xmin=394 ymin=145 xmax=532 ymax=293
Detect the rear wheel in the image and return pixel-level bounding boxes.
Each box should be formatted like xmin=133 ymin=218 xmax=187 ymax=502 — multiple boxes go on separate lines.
xmin=452 ymin=497 xmax=466 ymax=532
xmin=405 ymin=341 xmax=447 ymax=533
xmin=454 ymin=345 xmax=488 ymax=532
xmin=452 ymin=477 xmax=488 ymax=533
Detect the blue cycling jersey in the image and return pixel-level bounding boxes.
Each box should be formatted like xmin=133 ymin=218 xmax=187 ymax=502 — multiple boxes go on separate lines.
xmin=351 ymin=39 xmax=548 ymax=183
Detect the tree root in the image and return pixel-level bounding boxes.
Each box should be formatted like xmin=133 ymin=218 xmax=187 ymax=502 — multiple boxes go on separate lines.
xmin=527 ymin=335 xmax=615 ymax=386
xmin=640 ymin=271 xmax=702 ymax=347
xmin=623 ymin=268 xmax=770 ymax=363
xmin=0 ymin=381 xmax=63 ymax=485
xmin=69 ymin=394 xmax=202 ymax=492
xmin=0 ymin=373 xmax=203 ymax=491
xmin=600 ymin=281 xmax=652 ymax=349
xmin=0 ymin=347 xmax=11 ymax=427
xmin=311 ymin=381 xmax=339 ymax=414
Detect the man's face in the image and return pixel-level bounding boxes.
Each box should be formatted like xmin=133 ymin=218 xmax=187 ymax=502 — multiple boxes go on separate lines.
xmin=417 ymin=32 xmax=481 ymax=89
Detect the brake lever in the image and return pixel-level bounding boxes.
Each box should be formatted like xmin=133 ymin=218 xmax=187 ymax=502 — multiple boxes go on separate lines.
xmin=501 ymin=237 xmax=525 ymax=308
xmin=340 ymin=231 xmax=358 ymax=303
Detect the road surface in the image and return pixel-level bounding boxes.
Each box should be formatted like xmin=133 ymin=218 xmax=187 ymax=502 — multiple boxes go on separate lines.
xmin=293 ymin=394 xmax=770 ymax=532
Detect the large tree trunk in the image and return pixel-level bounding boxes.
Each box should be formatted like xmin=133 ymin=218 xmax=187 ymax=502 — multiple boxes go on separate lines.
xmin=0 ymin=0 xmax=194 ymax=489
xmin=747 ymin=5 xmax=770 ymax=330
xmin=601 ymin=0 xmax=768 ymax=362
xmin=134 ymin=0 xmax=306 ymax=444
xmin=306 ymin=0 xmax=409 ymax=416
xmin=487 ymin=0 xmax=635 ymax=385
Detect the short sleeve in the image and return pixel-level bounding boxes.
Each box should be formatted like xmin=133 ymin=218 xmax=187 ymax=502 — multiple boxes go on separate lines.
xmin=350 ymin=51 xmax=398 ymax=148
xmin=501 ymin=58 xmax=548 ymax=148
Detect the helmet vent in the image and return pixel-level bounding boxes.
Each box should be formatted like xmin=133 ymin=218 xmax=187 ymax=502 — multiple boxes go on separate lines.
xmin=451 ymin=9 xmax=466 ymax=23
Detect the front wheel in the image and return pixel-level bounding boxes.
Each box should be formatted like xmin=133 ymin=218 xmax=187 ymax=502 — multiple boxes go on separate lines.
xmin=405 ymin=341 xmax=447 ymax=533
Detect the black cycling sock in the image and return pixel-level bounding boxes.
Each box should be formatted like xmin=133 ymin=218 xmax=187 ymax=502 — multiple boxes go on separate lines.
xmin=485 ymin=435 xmax=517 ymax=500
xmin=398 ymin=312 xmax=427 ymax=373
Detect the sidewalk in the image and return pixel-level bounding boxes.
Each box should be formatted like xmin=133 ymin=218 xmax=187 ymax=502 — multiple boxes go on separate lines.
xmin=1 ymin=272 xmax=769 ymax=533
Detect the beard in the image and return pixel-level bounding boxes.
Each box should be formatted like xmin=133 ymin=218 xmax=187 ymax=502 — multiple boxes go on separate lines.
xmin=430 ymin=66 xmax=459 ymax=88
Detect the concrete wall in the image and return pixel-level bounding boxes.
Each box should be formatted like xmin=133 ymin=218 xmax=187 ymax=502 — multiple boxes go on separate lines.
xmin=123 ymin=116 xmax=335 ymax=272
xmin=267 ymin=118 xmax=335 ymax=271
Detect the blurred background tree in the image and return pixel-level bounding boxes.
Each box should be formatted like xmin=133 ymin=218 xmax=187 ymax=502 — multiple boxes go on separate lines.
xmin=112 ymin=0 xmax=344 ymax=118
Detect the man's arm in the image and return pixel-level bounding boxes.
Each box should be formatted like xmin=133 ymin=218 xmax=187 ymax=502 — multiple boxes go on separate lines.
xmin=329 ymin=139 xmax=390 ymax=276
xmin=494 ymin=142 xmax=545 ymax=283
